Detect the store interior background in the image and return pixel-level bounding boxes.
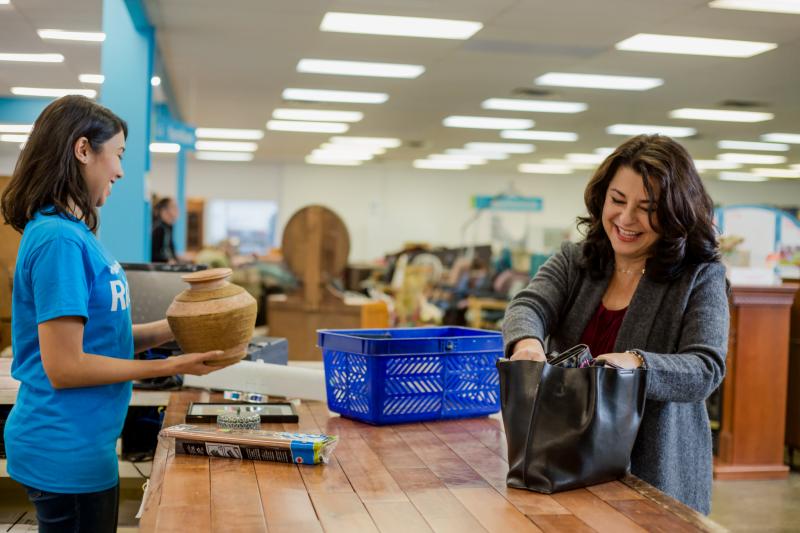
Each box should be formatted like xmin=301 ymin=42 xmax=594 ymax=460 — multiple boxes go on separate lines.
xmin=1 ymin=0 xmax=800 ymax=531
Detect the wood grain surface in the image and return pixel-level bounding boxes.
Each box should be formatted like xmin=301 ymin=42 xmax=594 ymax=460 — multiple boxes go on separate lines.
xmin=138 ymin=390 xmax=725 ymax=532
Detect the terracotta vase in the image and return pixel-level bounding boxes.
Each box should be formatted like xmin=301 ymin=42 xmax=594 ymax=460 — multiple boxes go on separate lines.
xmin=166 ymin=267 xmax=257 ymax=366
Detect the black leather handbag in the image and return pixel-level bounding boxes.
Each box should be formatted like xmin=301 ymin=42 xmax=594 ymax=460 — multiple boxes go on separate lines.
xmin=496 ymin=349 xmax=647 ymax=494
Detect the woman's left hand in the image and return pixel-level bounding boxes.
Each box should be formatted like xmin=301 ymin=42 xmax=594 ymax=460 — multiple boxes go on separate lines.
xmin=595 ymin=352 xmax=642 ymax=369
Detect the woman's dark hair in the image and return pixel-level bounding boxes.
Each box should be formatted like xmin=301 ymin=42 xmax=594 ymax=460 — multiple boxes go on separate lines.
xmin=577 ymin=134 xmax=719 ymax=281
xmin=0 ymin=95 xmax=127 ymax=233
xmin=153 ymin=197 xmax=174 ymax=215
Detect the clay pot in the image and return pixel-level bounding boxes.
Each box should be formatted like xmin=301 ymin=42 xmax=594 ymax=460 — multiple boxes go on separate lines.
xmin=166 ymin=267 xmax=257 ymax=366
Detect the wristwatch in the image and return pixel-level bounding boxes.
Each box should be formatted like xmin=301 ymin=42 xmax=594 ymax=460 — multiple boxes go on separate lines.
xmin=625 ymin=349 xmax=647 ymax=370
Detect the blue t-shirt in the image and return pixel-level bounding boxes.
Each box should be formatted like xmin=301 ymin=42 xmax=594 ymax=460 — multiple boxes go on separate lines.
xmin=4 ymin=209 xmax=134 ymax=493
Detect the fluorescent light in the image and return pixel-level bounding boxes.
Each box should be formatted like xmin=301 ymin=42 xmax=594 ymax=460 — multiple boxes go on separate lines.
xmin=615 ymin=33 xmax=776 ymax=58
xmin=282 ymin=88 xmax=388 ymax=104
xmin=297 ymin=59 xmax=424 ymax=79
xmin=717 ymin=140 xmax=788 ymax=151
xmin=151 ymin=76 xmax=161 ymax=87
xmin=305 ymin=155 xmax=362 ymax=166
xmin=149 ymin=143 xmax=180 ymax=154
xmin=266 ymin=120 xmax=349 ymax=133
xmin=464 ymin=142 xmax=534 ymax=154
xmin=693 ymin=159 xmax=742 ymax=170
xmin=718 ymin=172 xmax=768 ymax=182
xmin=541 ymin=159 xmax=596 ymax=170
xmin=709 ymin=0 xmax=800 ymax=15
xmin=272 ymin=108 xmax=363 ymax=122
xmin=195 ymin=128 xmax=264 ymax=140
xmin=566 ymin=153 xmax=606 ymax=164
xmin=310 ymin=149 xmax=372 ymax=161
xmin=429 ymin=154 xmax=488 ymax=165
xmin=518 ymin=163 xmax=574 ymax=174
xmin=320 ymin=143 xmax=385 ymax=155
xmin=446 ymin=148 xmax=508 ymax=160
xmin=718 ymin=153 xmax=787 ymax=164
xmin=500 ymin=130 xmax=578 ymax=142
xmin=482 ymin=98 xmax=587 ymax=113
xmin=78 ymin=74 xmax=104 ymax=84
xmin=329 ymin=136 xmax=401 ymax=148
xmin=0 ymin=124 xmax=32 ymax=133
xmin=11 ymin=87 xmax=96 ymax=98
xmin=606 ymin=124 xmax=697 ymax=137
xmin=0 ymin=1 xmax=9 ymax=4
xmin=0 ymin=53 xmax=63 ymax=63
xmin=761 ymin=133 xmax=800 ymax=144
xmin=792 ymin=164 xmax=800 ymax=170
xmin=37 ymin=29 xmax=105 ymax=42
xmin=444 ymin=116 xmax=533 ymax=130
xmin=320 ymin=12 xmax=482 ymax=40
xmin=413 ymin=159 xmax=469 ymax=170
xmin=752 ymin=168 xmax=800 ymax=178
xmin=595 ymin=147 xmax=616 ymax=156
xmin=0 ymin=134 xmax=28 ymax=143
xmin=194 ymin=140 xmax=258 ymax=152
xmin=669 ymin=108 xmax=773 ymax=122
xmin=535 ymin=72 xmax=663 ymax=91
xmin=195 ymin=151 xmax=254 ymax=162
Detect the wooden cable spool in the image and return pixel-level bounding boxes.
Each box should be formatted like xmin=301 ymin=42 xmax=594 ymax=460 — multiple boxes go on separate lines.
xmin=281 ymin=205 xmax=350 ymax=308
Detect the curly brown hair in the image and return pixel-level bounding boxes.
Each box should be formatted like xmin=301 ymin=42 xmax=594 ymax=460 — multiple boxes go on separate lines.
xmin=0 ymin=95 xmax=127 ymax=234
xmin=577 ymin=134 xmax=719 ymax=281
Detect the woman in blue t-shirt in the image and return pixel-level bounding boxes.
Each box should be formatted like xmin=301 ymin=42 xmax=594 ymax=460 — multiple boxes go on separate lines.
xmin=0 ymin=96 xmax=229 ymax=532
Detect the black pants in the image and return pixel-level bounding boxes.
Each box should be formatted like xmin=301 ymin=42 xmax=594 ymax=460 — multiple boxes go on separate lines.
xmin=24 ymin=483 xmax=119 ymax=533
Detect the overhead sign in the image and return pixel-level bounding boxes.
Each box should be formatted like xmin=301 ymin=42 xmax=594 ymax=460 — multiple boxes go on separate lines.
xmin=153 ymin=103 xmax=195 ymax=148
xmin=472 ymin=194 xmax=543 ymax=212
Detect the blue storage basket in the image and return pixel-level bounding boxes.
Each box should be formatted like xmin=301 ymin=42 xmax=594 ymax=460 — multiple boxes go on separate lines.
xmin=318 ymin=327 xmax=503 ymax=425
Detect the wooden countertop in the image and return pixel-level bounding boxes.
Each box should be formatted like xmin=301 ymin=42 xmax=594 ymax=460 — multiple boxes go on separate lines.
xmin=139 ymin=390 xmax=725 ymax=532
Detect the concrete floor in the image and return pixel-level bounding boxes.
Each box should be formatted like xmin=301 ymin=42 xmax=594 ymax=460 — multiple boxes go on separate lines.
xmin=1 ymin=473 xmax=799 ymax=532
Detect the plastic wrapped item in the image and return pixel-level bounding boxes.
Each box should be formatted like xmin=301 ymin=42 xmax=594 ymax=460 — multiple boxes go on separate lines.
xmin=160 ymin=424 xmax=337 ymax=465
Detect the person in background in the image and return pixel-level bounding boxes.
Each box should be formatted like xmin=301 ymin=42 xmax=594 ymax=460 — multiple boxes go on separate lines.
xmin=151 ymin=196 xmax=178 ymax=263
xmin=0 ymin=95 xmax=229 ymax=533
xmin=503 ymin=134 xmax=728 ymax=514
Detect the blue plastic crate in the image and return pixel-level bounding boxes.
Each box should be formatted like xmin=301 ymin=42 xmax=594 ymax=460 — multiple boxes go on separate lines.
xmin=317 ymin=327 xmax=503 ymax=425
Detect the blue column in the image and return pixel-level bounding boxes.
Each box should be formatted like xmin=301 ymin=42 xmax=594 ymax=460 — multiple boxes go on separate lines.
xmin=0 ymin=97 xmax=51 ymax=123
xmin=175 ymin=149 xmax=187 ymax=254
xmin=99 ymin=0 xmax=154 ymax=262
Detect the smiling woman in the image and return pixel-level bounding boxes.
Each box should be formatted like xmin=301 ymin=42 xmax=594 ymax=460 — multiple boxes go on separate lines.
xmin=503 ymin=134 xmax=729 ymax=515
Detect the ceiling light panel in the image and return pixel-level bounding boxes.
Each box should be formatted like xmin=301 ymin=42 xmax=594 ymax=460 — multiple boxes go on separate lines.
xmin=669 ymin=108 xmax=773 ymax=122
xmin=752 ymin=168 xmax=800 ymax=178
xmin=267 ymin=120 xmax=349 ymax=133
xmin=149 ymin=143 xmax=180 ymax=153
xmin=194 ymin=140 xmax=258 ymax=152
xmin=518 ymin=163 xmax=574 ymax=174
xmin=615 ymin=33 xmax=777 ymax=57
xmin=297 ymin=59 xmax=424 ymax=79
xmin=306 ymin=156 xmax=362 ymax=166
xmin=320 ymin=143 xmax=385 ymax=155
xmin=37 ymin=29 xmax=105 ymax=42
xmin=693 ymin=159 xmax=742 ymax=170
xmin=0 ymin=53 xmax=63 ymax=62
xmin=0 ymin=134 xmax=28 ymax=143
xmin=717 ymin=153 xmax=787 ymax=164
xmin=429 ymin=154 xmax=488 ymax=165
xmin=761 ymin=133 xmax=800 ymax=144
xmin=272 ymin=108 xmax=363 ymax=122
xmin=500 ymin=130 xmax=578 ymax=142
xmin=482 ymin=98 xmax=587 ymax=113
xmin=709 ymin=0 xmax=800 ymax=14
xmin=606 ymin=124 xmax=697 ymax=137
xmin=0 ymin=124 xmax=32 ymax=133
xmin=445 ymin=149 xmax=508 ymax=160
xmin=282 ymin=88 xmax=388 ymax=104
xmin=444 ymin=116 xmax=533 ymax=130
xmin=717 ymin=140 xmax=788 ymax=151
xmin=195 ymin=128 xmax=264 ymax=140
xmin=320 ymin=12 xmax=482 ymax=40
xmin=534 ymin=72 xmax=663 ymax=90
xmin=196 ymin=151 xmax=254 ymax=162
xmin=79 ymin=74 xmax=104 ymax=84
xmin=464 ymin=142 xmax=534 ymax=153
xmin=414 ymin=159 xmax=469 ymax=170
xmin=11 ymin=87 xmax=96 ymax=98
xmin=566 ymin=153 xmax=606 ymax=164
xmin=718 ymin=172 xmax=768 ymax=182
xmin=329 ymin=136 xmax=401 ymax=148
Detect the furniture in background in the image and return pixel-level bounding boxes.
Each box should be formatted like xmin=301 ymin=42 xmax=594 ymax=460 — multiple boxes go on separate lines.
xmin=0 ymin=176 xmax=21 ymax=351
xmin=784 ymin=278 xmax=800 ymax=466
xmin=185 ymin=197 xmax=205 ymax=252
xmin=714 ymin=283 xmax=799 ymax=480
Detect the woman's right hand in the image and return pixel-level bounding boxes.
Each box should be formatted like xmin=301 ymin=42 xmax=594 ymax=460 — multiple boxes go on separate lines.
xmin=168 ymin=350 xmax=231 ymax=375
xmin=510 ymin=338 xmax=547 ymax=362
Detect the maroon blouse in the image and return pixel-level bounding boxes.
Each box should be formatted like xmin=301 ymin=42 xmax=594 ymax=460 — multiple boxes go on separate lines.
xmin=579 ymin=302 xmax=628 ymax=357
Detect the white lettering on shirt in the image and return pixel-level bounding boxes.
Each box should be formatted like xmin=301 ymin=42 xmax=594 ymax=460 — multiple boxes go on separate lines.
xmin=110 ymin=279 xmax=128 ymax=311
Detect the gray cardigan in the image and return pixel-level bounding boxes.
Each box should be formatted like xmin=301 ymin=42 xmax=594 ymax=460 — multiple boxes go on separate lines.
xmin=502 ymin=241 xmax=728 ymax=514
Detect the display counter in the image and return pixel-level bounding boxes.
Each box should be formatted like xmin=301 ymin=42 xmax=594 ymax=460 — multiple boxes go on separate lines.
xmin=139 ymin=389 xmax=725 ymax=532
